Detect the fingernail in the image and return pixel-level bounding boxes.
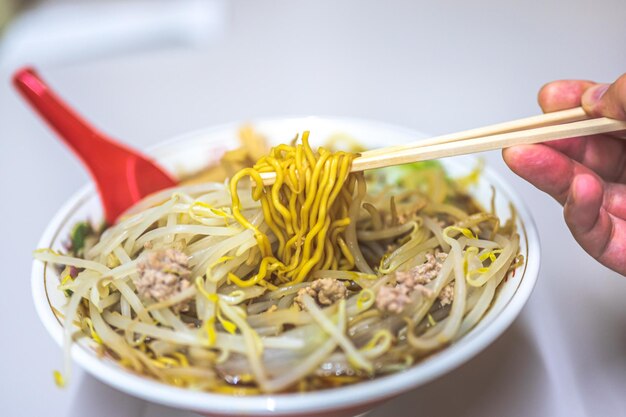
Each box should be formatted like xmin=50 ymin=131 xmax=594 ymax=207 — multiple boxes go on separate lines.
xmin=587 ymin=83 xmax=609 ymax=104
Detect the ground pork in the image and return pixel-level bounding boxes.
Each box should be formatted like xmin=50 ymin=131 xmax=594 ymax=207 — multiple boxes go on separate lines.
xmin=294 ymin=278 xmax=348 ymax=309
xmin=395 ymin=252 xmax=447 ymax=287
xmin=375 ymin=282 xmax=434 ymax=314
xmin=135 ymin=248 xmax=192 ymax=309
xmin=375 ymin=285 xmax=411 ymax=314
xmin=438 ymin=282 xmax=454 ymax=306
xmin=376 ymin=251 xmax=447 ymax=314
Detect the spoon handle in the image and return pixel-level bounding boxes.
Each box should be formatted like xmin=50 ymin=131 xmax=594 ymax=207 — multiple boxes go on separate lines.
xmin=13 ymin=67 xmax=176 ymax=223
xmin=13 ymin=67 xmax=132 ymax=171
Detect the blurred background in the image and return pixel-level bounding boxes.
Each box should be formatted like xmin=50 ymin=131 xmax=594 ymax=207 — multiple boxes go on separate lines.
xmin=1 ymin=1 xmax=626 ymax=416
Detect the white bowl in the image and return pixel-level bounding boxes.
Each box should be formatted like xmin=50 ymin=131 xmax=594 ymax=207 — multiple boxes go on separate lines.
xmin=32 ymin=117 xmax=540 ymax=417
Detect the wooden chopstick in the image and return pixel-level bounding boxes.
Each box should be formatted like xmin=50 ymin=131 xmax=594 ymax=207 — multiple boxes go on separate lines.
xmin=258 ymin=108 xmax=625 ymax=185
xmin=360 ymin=107 xmax=588 ymax=158
xmin=351 ymin=117 xmax=626 ymax=172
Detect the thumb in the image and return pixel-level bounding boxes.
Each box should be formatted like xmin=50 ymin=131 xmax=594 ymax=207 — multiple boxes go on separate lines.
xmin=581 ymin=74 xmax=626 ymax=120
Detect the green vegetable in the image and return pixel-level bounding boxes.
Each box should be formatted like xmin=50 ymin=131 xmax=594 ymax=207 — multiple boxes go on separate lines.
xmin=70 ymin=222 xmax=92 ymax=254
xmin=398 ymin=160 xmax=443 ymax=172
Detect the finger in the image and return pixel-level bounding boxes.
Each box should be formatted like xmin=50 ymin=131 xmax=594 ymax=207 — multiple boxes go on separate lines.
xmin=536 ymin=79 xmax=594 ymax=162
xmin=565 ymin=175 xmax=626 ymax=273
xmin=563 ymin=174 xmax=607 ymax=256
xmin=538 ymin=79 xmax=596 ymax=112
xmin=599 ymin=219 xmax=626 ymax=274
xmin=536 ymin=80 xmax=602 ymax=175
xmin=504 ymin=144 xmax=626 ymax=274
xmin=503 ymin=144 xmax=576 ymax=204
xmin=536 ymin=80 xmax=626 ymax=182
xmin=503 ymin=144 xmax=619 ymax=205
xmin=603 ymin=182 xmax=626 ymax=219
xmin=566 ymin=177 xmax=626 ymax=231
xmin=547 ymin=135 xmax=626 ymax=183
xmin=582 ymin=73 xmax=626 ymax=119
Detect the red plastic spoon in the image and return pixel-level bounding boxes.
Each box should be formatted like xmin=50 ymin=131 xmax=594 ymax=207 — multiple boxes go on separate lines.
xmin=13 ymin=67 xmax=177 ymax=224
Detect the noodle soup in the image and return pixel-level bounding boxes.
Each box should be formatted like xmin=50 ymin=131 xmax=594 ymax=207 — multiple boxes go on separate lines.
xmin=32 ymin=118 xmax=538 ymax=416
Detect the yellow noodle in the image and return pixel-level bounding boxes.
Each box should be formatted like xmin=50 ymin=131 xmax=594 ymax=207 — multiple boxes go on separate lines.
xmin=229 ymin=132 xmax=357 ymax=287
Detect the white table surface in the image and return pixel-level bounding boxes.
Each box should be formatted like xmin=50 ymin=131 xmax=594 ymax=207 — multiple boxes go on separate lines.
xmin=2 ymin=1 xmax=626 ymax=416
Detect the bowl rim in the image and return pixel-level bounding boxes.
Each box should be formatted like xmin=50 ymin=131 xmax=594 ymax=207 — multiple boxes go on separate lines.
xmin=31 ymin=116 xmax=541 ymax=415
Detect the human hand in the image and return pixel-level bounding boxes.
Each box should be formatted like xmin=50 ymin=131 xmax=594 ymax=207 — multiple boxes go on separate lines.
xmin=503 ymin=75 xmax=626 ymax=275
